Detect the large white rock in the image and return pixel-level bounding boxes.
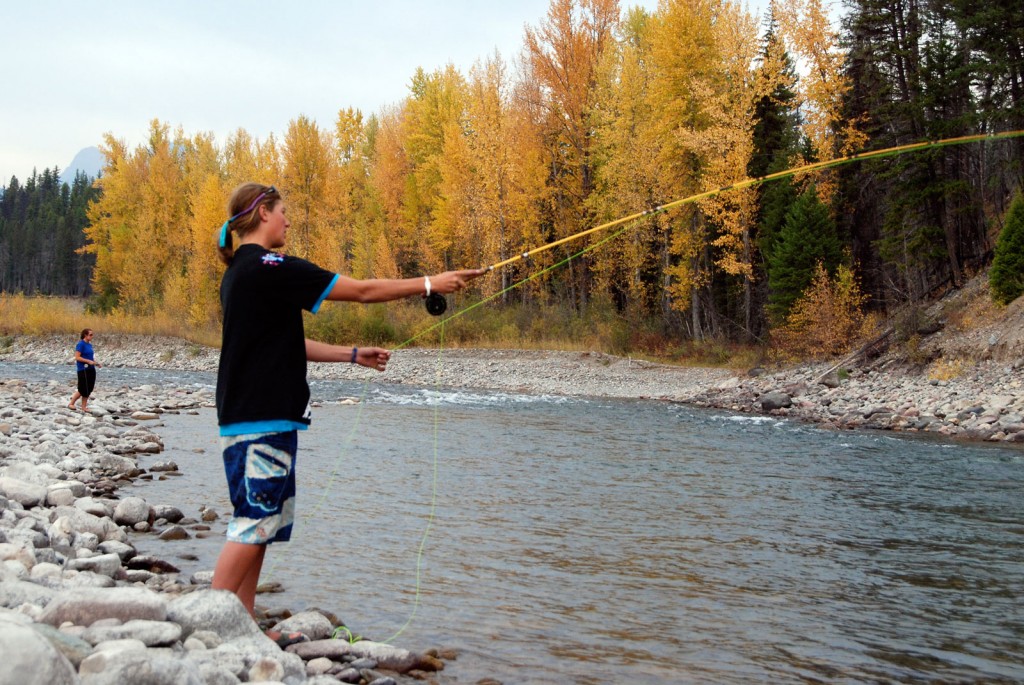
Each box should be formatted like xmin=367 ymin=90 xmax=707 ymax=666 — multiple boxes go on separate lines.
xmin=166 ymin=590 xmax=260 ymax=641
xmin=78 ymin=652 xmax=204 ymax=685
xmin=82 ymin=619 xmax=182 ymax=647
xmin=0 ymin=615 xmax=79 ymax=685
xmin=271 ymin=610 xmax=334 ymax=640
xmin=113 ymin=496 xmax=152 ymax=526
xmin=38 ymin=587 xmax=167 ymax=627
xmin=66 ymin=553 xmax=123 ymax=578
xmin=0 ymin=477 xmax=47 ymax=508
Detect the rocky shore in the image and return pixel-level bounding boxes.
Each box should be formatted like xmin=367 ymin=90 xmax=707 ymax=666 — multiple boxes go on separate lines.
xmin=1 ymin=333 xmax=1022 ymax=684
xmin=0 ymin=375 xmax=449 ymax=685
xmin=4 ymin=333 xmax=1024 ymax=443
xmin=691 ymin=356 xmax=1024 ymax=443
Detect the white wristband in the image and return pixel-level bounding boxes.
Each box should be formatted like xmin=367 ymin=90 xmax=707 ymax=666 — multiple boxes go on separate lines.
xmin=424 ymin=276 xmax=431 ymax=296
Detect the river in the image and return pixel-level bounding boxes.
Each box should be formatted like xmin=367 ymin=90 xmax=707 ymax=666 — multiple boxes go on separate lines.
xmin=6 ymin=363 xmax=1024 ymax=683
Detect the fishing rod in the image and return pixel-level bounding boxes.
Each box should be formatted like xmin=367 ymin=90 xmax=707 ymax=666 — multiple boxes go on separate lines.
xmin=423 ymin=129 xmax=1024 ymax=315
xmin=319 ymin=129 xmax=1024 ymax=645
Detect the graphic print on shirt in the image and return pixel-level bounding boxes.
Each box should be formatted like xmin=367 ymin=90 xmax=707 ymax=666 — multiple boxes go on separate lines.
xmin=261 ymin=253 xmax=284 ymax=266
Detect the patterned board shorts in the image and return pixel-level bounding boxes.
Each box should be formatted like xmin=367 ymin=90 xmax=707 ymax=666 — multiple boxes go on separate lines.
xmin=220 ymin=431 xmax=298 ymax=544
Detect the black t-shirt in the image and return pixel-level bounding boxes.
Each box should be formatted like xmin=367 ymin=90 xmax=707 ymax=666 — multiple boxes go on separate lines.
xmin=216 ymin=244 xmax=338 ymax=431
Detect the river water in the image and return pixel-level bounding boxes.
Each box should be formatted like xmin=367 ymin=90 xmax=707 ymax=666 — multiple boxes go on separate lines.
xmin=6 ymin=363 xmax=1024 ymax=683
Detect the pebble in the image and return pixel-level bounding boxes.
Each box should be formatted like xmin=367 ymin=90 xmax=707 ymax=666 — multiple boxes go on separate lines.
xmin=1 ymin=332 xmax=1021 ymax=684
xmin=0 ymin=366 xmax=448 ymax=684
xmin=690 ymin=359 xmax=1024 ymax=443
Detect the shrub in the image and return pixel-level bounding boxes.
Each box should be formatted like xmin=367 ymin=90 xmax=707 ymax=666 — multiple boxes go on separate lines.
xmin=929 ymin=357 xmax=969 ymax=381
xmin=990 ymin=190 xmax=1024 ymax=305
xmin=773 ymin=262 xmax=869 ymax=359
xmin=767 ymin=183 xmax=844 ymax=320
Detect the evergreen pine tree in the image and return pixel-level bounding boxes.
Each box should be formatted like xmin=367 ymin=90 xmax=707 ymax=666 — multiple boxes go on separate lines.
xmin=749 ymin=10 xmax=803 ymax=335
xmin=767 ymin=183 xmax=843 ymax=319
xmin=990 ymin=191 xmax=1024 ymax=305
xmin=0 ymin=169 xmax=99 ymax=295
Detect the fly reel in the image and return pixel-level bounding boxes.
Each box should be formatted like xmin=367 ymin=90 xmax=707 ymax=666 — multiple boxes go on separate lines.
xmin=424 ymin=292 xmax=448 ymax=316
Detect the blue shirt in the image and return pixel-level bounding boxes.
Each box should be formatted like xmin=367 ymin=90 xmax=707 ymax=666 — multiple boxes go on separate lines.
xmin=75 ymin=340 xmax=94 ymax=372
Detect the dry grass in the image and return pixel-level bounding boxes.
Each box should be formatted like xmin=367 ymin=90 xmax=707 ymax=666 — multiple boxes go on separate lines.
xmin=1 ymin=293 xmax=761 ymax=369
xmin=928 ymin=357 xmax=971 ymax=381
xmin=938 ymin=277 xmax=1002 ymax=332
xmin=0 ymin=294 xmax=220 ymax=347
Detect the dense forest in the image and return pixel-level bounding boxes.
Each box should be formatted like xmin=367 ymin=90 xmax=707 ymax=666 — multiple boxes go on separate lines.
xmin=2 ymin=0 xmax=1022 ymax=351
xmin=0 ymin=168 xmax=98 ymax=296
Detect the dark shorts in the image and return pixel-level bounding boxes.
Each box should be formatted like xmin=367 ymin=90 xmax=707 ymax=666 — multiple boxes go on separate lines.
xmin=77 ymin=367 xmax=96 ymax=397
xmin=220 ymin=430 xmax=298 ymax=544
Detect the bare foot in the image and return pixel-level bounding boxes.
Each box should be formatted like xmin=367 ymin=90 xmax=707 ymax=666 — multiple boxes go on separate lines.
xmin=264 ymin=630 xmax=308 ymax=648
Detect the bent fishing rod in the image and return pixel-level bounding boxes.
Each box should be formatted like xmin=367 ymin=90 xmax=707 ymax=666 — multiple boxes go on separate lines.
xmin=313 ymin=128 xmax=1023 ymax=645
xmin=422 ymin=129 xmax=1024 ymax=316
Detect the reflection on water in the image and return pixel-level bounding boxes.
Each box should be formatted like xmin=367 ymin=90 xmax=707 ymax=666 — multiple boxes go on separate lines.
xmin=5 ymin=363 xmax=1024 ymax=683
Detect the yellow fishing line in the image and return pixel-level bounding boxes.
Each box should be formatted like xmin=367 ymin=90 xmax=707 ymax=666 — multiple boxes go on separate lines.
xmin=379 ymin=320 xmax=445 ymax=644
xmin=484 ymin=129 xmax=1024 ymax=273
xmin=269 ymin=128 xmax=1024 ymax=644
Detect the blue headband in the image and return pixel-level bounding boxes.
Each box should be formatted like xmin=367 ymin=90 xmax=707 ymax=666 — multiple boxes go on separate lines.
xmin=218 ymin=189 xmax=272 ymax=249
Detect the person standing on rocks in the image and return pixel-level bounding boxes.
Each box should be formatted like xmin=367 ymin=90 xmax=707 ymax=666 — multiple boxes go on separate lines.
xmin=68 ymin=328 xmax=101 ymax=411
xmin=211 ymin=182 xmax=483 ymax=645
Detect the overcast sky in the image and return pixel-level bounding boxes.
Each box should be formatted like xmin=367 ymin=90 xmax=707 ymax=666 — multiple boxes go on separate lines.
xmin=1 ymin=0 xmax=775 ymax=185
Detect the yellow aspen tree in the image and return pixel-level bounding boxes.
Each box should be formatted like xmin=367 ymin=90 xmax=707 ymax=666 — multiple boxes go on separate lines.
xmin=464 ymin=56 xmax=507 ymax=275
xmin=223 ymin=128 xmax=281 ymax=199
xmin=639 ymin=0 xmax=759 ymax=340
xmin=333 ymin=107 xmax=373 ymax=278
xmin=182 ymin=172 xmax=227 ymax=328
xmin=369 ymin=105 xmax=416 ymax=276
xmin=403 ymin=65 xmax=470 ymax=273
xmin=345 ymin=114 xmax=390 ymax=281
xmin=433 ymin=116 xmax=477 ymax=269
xmin=83 ymin=135 xmax=141 ymax=311
xmin=105 ymin=120 xmax=189 ymax=315
xmin=465 ymin=54 xmax=548 ymax=300
xmin=281 ymin=115 xmax=337 ymax=265
xmin=776 ymin=0 xmax=863 ymax=201
xmin=258 ymin=133 xmax=283 ymax=182
xmin=163 ymin=131 xmax=222 ymax=325
xmin=84 ymin=121 xmax=188 ymax=316
xmin=435 ymin=52 xmax=555 ymax=289
xmin=501 ymin=79 xmax=550 ymax=304
xmin=645 ymin=0 xmax=722 ymax=333
xmin=523 ymin=0 xmax=621 ymax=310
xmin=335 ymin=107 xmax=368 ymax=222
xmin=180 ymin=132 xmax=220 ymax=198
xmin=688 ymin=3 xmax=759 ymax=308
xmin=223 ymin=128 xmax=261 ymax=188
xmin=456 ymin=57 xmax=552 ymax=304
xmin=318 ymin=155 xmax=347 ymax=275
xmin=588 ymin=6 xmax=664 ymax=313
xmin=371 ymin=232 xmax=400 ymax=280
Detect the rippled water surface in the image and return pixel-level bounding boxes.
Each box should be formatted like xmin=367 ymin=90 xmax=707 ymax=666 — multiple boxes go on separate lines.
xmin=6 ymin=363 xmax=1024 ymax=683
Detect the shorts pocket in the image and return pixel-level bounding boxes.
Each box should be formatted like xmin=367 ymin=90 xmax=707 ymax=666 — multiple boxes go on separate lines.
xmin=243 ymin=440 xmax=294 ymax=514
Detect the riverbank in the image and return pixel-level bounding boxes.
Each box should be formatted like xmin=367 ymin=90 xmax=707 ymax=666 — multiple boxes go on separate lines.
xmin=1 ymin=335 xmax=1023 ymax=684
xmin=0 ymin=372 xmax=451 ymax=684
xmin=4 ymin=333 xmax=1024 ymax=443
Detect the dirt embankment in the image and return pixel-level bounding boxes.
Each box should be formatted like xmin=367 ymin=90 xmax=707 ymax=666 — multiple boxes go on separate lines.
xmin=914 ymin=272 xmax=1024 ymax=362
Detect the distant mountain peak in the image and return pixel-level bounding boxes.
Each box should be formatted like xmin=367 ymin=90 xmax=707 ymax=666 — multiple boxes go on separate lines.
xmin=60 ymin=147 xmax=105 ymax=185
